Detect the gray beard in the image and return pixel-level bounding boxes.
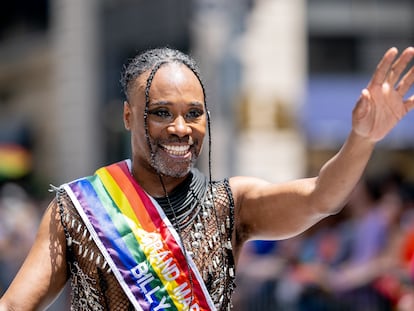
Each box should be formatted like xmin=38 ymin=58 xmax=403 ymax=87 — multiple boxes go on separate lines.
xmin=150 ymin=151 xmax=198 ymax=178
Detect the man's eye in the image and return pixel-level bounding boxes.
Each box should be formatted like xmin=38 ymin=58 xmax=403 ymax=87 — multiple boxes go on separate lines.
xmin=186 ymin=109 xmax=204 ymax=120
xmin=149 ymin=110 xmax=171 ymax=118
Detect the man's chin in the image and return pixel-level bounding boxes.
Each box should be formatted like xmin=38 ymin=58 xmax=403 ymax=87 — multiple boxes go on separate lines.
xmin=159 ymin=169 xmax=191 ymax=179
xmin=151 ymin=162 xmax=193 ymax=179
xmin=151 ymin=155 xmax=197 ymax=178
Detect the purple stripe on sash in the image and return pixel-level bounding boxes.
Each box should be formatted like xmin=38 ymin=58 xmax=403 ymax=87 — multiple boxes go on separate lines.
xmin=70 ymin=178 xmax=151 ymax=309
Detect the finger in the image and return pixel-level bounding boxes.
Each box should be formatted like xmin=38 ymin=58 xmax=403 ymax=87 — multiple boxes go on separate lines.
xmin=387 ymin=47 xmax=414 ymax=86
xmin=396 ymin=61 xmax=414 ymax=96
xmin=404 ymin=95 xmax=414 ymax=112
xmin=368 ymin=47 xmax=399 ymax=89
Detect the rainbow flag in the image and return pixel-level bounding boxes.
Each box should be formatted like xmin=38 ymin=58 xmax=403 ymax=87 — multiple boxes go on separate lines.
xmin=63 ymin=160 xmax=215 ymax=311
xmin=0 ymin=144 xmax=32 ymax=180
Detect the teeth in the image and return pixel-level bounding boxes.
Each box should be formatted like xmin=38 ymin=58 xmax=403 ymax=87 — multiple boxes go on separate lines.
xmin=162 ymin=144 xmax=190 ymax=156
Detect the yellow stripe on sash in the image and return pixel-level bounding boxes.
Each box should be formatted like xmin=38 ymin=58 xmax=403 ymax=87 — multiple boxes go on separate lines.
xmin=96 ymin=167 xmax=187 ymax=309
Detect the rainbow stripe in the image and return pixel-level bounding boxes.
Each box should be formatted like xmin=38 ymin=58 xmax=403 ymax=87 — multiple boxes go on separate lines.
xmin=63 ymin=160 xmax=215 ymax=311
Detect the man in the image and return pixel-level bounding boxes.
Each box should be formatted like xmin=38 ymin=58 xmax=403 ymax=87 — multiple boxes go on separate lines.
xmin=0 ymin=46 xmax=414 ymax=311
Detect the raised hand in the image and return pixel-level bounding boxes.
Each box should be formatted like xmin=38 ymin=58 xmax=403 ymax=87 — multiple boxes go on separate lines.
xmin=352 ymin=47 xmax=414 ymax=142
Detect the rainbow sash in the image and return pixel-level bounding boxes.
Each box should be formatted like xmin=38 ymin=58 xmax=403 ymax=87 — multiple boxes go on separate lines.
xmin=63 ymin=160 xmax=216 ymax=311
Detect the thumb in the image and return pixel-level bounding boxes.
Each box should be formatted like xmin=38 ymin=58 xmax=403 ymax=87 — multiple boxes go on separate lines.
xmin=353 ymin=89 xmax=371 ymax=121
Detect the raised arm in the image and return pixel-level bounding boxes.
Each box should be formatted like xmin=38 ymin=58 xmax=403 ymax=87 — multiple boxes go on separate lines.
xmin=231 ymin=47 xmax=414 ymax=254
xmin=0 ymin=199 xmax=68 ymax=311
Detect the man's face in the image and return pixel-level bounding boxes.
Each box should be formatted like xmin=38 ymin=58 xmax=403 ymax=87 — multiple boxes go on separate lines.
xmin=124 ymin=63 xmax=206 ymax=178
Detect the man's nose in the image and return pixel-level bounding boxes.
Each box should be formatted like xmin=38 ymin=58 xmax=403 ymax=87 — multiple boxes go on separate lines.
xmin=168 ymin=116 xmax=192 ymax=137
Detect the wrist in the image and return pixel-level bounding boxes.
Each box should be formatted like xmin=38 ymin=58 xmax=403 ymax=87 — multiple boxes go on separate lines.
xmin=349 ymin=129 xmax=377 ymax=149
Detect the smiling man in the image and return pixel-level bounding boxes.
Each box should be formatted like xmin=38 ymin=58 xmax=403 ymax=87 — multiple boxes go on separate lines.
xmin=1 ymin=46 xmax=414 ymax=311
xmin=125 ymin=61 xmax=206 ymax=181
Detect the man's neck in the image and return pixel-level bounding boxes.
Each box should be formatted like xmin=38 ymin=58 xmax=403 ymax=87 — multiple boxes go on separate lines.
xmin=132 ymin=167 xmax=191 ymax=198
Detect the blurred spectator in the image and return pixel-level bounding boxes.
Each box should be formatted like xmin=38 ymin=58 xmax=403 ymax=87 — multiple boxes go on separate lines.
xmin=233 ymin=240 xmax=283 ymax=311
xmin=330 ymin=187 xmax=403 ymax=310
xmin=0 ymin=182 xmax=40 ymax=294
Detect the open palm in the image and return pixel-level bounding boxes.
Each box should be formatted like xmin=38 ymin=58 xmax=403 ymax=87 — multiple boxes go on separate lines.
xmin=352 ymin=47 xmax=414 ymax=142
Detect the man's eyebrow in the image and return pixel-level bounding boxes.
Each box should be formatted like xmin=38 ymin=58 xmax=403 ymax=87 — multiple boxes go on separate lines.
xmin=189 ymin=101 xmax=204 ymax=107
xmin=149 ymin=100 xmax=204 ymax=107
xmin=149 ymin=100 xmax=170 ymax=106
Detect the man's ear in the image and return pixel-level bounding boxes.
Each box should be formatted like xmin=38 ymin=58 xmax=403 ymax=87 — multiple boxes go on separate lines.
xmin=123 ymin=101 xmax=131 ymax=130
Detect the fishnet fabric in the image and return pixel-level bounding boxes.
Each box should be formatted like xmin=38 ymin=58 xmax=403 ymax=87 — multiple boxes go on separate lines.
xmin=169 ymin=180 xmax=236 ymax=310
xmin=57 ymin=179 xmax=235 ymax=311
xmin=58 ymin=189 xmax=135 ymax=311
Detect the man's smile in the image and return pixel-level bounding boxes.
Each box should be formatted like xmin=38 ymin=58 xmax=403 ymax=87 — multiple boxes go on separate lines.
xmin=160 ymin=143 xmax=192 ymax=157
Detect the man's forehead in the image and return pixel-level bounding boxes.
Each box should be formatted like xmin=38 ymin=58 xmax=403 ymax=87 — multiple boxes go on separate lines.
xmin=136 ymin=63 xmax=200 ymax=93
xmin=128 ymin=63 xmax=202 ymax=103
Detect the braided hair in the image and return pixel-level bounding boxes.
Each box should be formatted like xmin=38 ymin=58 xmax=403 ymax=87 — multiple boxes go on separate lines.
xmin=121 ymin=48 xmax=203 ymax=100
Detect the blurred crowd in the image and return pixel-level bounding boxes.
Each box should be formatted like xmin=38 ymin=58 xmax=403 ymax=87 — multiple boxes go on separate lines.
xmin=233 ymin=171 xmax=414 ymax=311
xmin=0 ymin=181 xmax=70 ymax=310
xmin=0 ymin=182 xmax=40 ymax=294
xmin=1 ymin=170 xmax=414 ymax=311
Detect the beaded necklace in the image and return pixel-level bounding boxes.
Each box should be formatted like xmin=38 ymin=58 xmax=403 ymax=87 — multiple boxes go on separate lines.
xmin=154 ymin=168 xmax=207 ymax=229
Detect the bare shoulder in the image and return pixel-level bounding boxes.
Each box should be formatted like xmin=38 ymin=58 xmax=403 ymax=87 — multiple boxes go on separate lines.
xmin=228 ymin=176 xmax=271 ymax=242
xmin=228 ymin=176 xmax=270 ymax=204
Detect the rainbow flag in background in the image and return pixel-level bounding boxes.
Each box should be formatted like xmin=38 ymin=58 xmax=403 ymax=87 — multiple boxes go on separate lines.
xmin=0 ymin=144 xmax=31 ymax=180
xmin=63 ymin=160 xmax=215 ymax=311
